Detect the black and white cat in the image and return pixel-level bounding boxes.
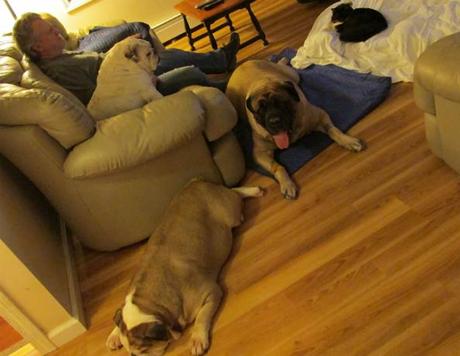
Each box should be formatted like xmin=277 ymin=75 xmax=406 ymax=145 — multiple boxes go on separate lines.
xmin=331 ymin=2 xmax=388 ymax=42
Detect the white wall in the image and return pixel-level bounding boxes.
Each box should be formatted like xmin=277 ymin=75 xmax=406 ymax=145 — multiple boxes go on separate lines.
xmin=0 ymin=0 xmax=16 ymax=34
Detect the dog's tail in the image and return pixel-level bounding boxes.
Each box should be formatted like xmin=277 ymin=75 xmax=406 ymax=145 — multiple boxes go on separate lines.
xmin=232 ymin=186 xmax=264 ymax=198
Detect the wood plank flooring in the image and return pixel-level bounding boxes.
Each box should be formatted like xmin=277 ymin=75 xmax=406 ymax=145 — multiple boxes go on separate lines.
xmin=51 ymin=0 xmax=460 ymax=355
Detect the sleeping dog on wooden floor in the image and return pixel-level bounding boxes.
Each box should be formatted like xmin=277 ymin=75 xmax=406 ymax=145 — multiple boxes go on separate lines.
xmin=331 ymin=2 xmax=388 ymax=42
xmin=106 ymin=180 xmax=262 ymax=356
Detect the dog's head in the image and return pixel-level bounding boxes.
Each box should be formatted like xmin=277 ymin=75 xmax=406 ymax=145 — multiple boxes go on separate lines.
xmin=331 ymin=3 xmax=354 ymax=23
xmin=246 ymin=80 xmax=300 ymax=149
xmin=112 ymin=303 xmax=181 ymax=356
xmin=123 ymin=38 xmax=159 ymax=74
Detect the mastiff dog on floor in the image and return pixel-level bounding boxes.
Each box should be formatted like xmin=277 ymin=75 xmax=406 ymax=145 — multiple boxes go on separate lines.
xmin=226 ymin=59 xmax=366 ymax=199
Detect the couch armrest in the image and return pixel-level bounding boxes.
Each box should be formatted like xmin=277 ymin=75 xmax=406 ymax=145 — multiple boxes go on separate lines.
xmin=64 ymin=91 xmax=205 ymax=178
xmin=181 ymin=86 xmax=238 ymax=141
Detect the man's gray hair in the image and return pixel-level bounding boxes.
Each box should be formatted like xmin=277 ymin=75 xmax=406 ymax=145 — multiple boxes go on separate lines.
xmin=13 ymin=12 xmax=42 ymax=61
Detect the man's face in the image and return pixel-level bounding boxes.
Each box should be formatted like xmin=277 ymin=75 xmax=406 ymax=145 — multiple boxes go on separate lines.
xmin=31 ymin=18 xmax=65 ymax=59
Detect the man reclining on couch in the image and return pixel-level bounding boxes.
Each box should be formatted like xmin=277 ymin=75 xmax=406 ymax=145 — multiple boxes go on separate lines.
xmin=13 ymin=13 xmax=240 ymax=105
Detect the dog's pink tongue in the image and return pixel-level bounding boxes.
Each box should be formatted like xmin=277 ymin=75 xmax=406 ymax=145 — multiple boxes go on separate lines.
xmin=273 ymin=132 xmax=290 ymax=149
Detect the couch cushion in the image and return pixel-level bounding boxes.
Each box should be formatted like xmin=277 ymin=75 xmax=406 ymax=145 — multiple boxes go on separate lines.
xmin=20 ymin=59 xmax=89 ymax=110
xmin=0 ymin=83 xmax=94 ymax=148
xmin=180 ymin=86 xmax=238 ymax=141
xmin=0 ymin=56 xmax=22 ymax=84
xmin=0 ymin=36 xmax=22 ymax=61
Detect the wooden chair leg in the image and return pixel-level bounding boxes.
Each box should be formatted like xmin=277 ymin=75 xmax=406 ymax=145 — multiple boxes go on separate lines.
xmin=225 ymin=14 xmax=236 ymax=32
xmin=204 ymin=21 xmax=218 ymax=49
xmin=182 ymin=14 xmax=196 ymax=51
xmin=246 ymin=4 xmax=268 ymax=45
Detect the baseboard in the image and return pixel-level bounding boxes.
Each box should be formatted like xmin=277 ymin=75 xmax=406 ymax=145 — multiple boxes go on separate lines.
xmin=0 ymin=292 xmax=55 ymax=354
xmin=45 ymin=219 xmax=87 ymax=347
xmin=47 ymin=318 xmax=86 ymax=347
xmin=152 ymin=14 xmax=193 ymax=43
xmin=60 ymin=219 xmax=86 ymax=329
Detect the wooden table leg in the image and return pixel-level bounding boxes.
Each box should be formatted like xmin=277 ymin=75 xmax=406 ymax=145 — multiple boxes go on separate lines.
xmin=204 ymin=21 xmax=218 ymax=49
xmin=246 ymin=3 xmax=269 ymax=45
xmin=225 ymin=14 xmax=236 ymax=32
xmin=181 ymin=14 xmax=196 ymax=51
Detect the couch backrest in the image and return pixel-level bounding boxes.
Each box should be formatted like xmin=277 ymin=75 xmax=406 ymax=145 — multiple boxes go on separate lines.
xmin=0 ymin=35 xmax=95 ymax=149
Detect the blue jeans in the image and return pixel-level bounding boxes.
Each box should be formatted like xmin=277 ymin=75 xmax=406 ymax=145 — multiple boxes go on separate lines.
xmin=156 ymin=66 xmax=226 ymax=96
xmin=79 ymin=22 xmax=228 ymax=75
xmin=156 ymin=48 xmax=228 ymax=75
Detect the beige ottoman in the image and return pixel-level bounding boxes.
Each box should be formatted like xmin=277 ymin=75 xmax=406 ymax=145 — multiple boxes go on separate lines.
xmin=414 ymin=32 xmax=460 ymax=173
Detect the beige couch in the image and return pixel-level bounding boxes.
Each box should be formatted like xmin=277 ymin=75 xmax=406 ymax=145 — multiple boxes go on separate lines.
xmin=414 ymin=32 xmax=460 ymax=174
xmin=0 ymin=35 xmax=245 ymax=251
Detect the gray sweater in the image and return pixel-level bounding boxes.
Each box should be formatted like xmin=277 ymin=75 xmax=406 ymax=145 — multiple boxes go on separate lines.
xmin=38 ymin=51 xmax=105 ymax=105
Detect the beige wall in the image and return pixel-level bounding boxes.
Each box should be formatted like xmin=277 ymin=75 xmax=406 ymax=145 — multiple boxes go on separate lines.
xmin=0 ymin=156 xmax=75 ymax=334
xmin=0 ymin=243 xmax=72 ymax=332
xmin=9 ymin=0 xmax=180 ymax=33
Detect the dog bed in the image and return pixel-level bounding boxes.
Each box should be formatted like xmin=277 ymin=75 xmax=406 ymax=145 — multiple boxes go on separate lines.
xmin=233 ymin=48 xmax=391 ymax=176
xmin=291 ymin=0 xmax=460 ymax=83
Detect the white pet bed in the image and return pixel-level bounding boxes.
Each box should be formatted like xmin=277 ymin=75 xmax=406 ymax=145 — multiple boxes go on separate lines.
xmin=291 ymin=0 xmax=460 ymax=82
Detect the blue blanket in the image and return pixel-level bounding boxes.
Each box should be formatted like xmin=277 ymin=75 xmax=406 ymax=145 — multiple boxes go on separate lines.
xmin=234 ymin=48 xmax=392 ymax=176
xmin=78 ymin=22 xmax=154 ymax=53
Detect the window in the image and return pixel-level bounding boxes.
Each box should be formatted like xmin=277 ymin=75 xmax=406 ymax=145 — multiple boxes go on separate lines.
xmin=0 ymin=0 xmax=16 ymax=34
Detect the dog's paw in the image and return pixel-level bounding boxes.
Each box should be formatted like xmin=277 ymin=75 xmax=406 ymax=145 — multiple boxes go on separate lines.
xmin=106 ymin=328 xmax=122 ymax=351
xmin=345 ymin=137 xmax=367 ymax=152
xmin=190 ymin=330 xmax=209 ymax=356
xmin=249 ymin=186 xmax=264 ymax=197
xmin=280 ymin=179 xmax=298 ymax=200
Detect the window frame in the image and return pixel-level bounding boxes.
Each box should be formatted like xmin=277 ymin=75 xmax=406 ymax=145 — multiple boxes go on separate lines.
xmin=64 ymin=0 xmax=95 ymax=13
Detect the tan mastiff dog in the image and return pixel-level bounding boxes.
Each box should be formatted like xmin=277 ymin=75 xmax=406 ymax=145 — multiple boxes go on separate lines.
xmin=226 ymin=59 xmax=366 ymax=199
xmin=106 ymin=180 xmax=263 ymax=356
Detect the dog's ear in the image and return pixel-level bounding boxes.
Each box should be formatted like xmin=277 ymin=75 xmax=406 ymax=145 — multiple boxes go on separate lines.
xmin=125 ymin=43 xmax=140 ymax=62
xmin=246 ymin=96 xmax=256 ymax=114
xmin=113 ymin=308 xmax=123 ymax=327
xmin=246 ymin=95 xmax=268 ymax=115
xmin=282 ymin=81 xmax=300 ymax=102
xmin=168 ymin=321 xmax=183 ymax=340
xmin=130 ymin=322 xmax=170 ymax=341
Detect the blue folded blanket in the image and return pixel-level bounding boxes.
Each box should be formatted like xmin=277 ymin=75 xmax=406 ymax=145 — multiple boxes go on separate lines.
xmin=234 ymin=48 xmax=392 ymax=176
xmin=78 ymin=22 xmax=154 ymax=53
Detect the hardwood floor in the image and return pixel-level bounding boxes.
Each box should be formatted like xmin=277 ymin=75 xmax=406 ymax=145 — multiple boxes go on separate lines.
xmin=51 ymin=0 xmax=460 ymax=355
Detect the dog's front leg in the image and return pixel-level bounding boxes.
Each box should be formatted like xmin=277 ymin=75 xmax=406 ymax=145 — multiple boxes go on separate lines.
xmin=254 ymin=147 xmax=297 ymax=199
xmin=190 ymin=286 xmax=223 ymax=356
xmin=317 ymin=110 xmax=366 ymax=152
